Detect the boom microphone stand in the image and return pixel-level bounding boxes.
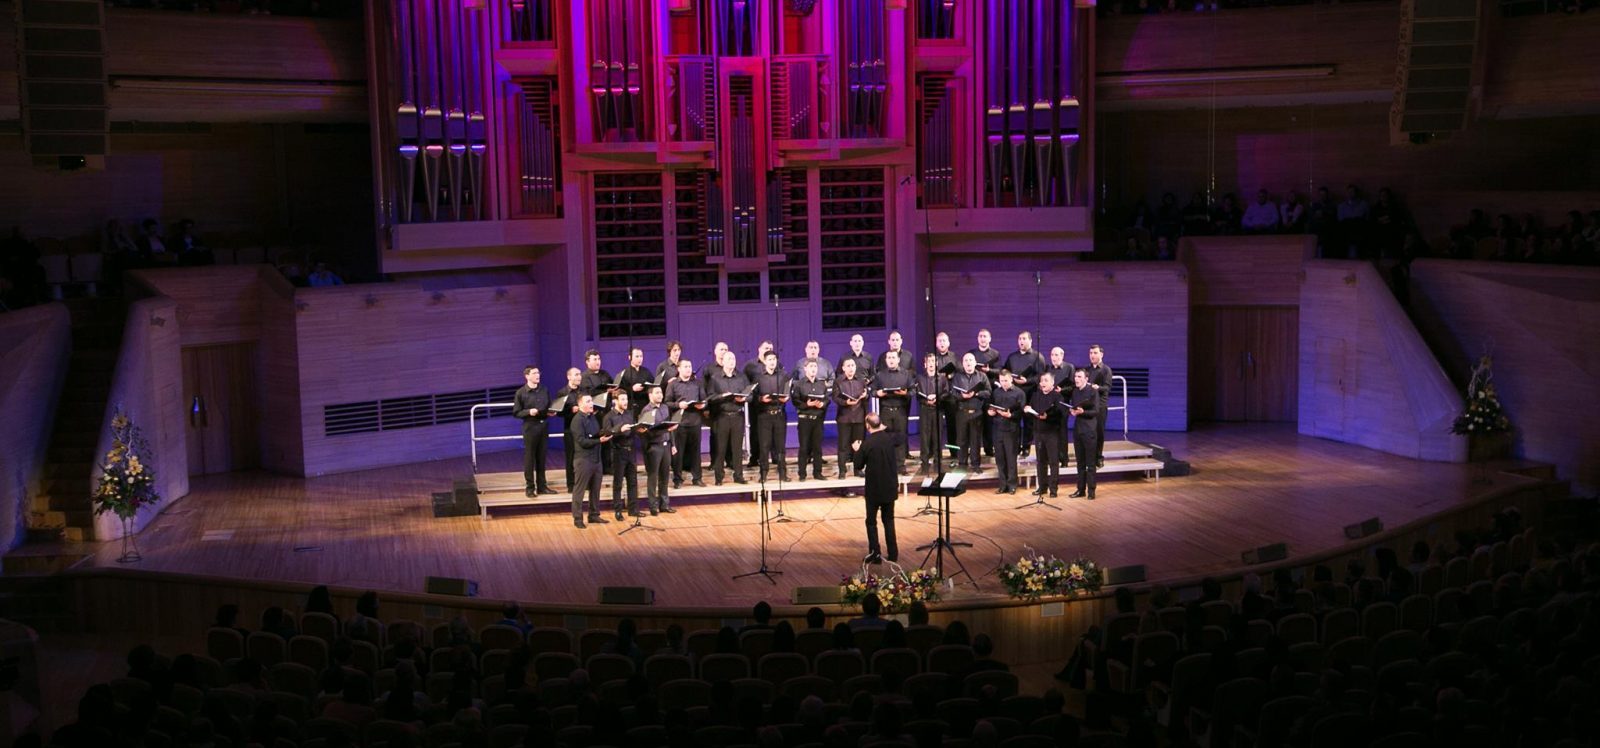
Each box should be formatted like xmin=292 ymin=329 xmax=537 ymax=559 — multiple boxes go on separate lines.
xmin=768 ymin=292 xmax=796 ymax=524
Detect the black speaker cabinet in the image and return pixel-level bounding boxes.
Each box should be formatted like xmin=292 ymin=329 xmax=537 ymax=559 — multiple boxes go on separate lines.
xmin=1242 ymin=542 xmax=1289 ymax=566
xmin=1343 ymin=517 xmax=1383 ymax=540
xmin=598 ymin=586 xmax=655 ymax=605
xmin=425 ymin=576 xmax=479 ymax=597
xmin=1104 ymin=564 xmax=1147 ymax=586
xmin=791 ymin=586 xmax=843 ymax=605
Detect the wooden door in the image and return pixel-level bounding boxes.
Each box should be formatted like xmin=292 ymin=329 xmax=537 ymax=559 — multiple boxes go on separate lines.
xmin=1191 ymin=306 xmax=1298 ymax=423
xmin=182 ymin=343 xmax=261 ymax=475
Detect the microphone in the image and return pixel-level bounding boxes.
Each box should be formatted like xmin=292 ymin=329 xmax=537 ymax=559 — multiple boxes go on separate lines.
xmin=924 ymin=287 xmax=930 ymax=302
xmin=626 ymin=286 xmax=634 ymax=303
xmin=1035 ymin=271 xmax=1042 ymax=286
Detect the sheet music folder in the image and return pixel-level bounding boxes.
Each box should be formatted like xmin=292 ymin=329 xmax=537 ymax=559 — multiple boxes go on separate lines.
xmin=916 ymin=471 xmax=969 ymax=498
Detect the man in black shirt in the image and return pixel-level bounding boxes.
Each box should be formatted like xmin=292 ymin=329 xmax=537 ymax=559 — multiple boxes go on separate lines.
xmin=1085 ymin=344 xmax=1114 ymax=468
xmin=1004 ymin=331 xmax=1046 ymax=458
xmin=512 ymin=365 xmax=555 ymax=497
xmin=834 ymin=358 xmax=868 ymax=483
xmin=872 ymin=350 xmax=913 ymax=473
xmin=753 ymin=350 xmax=791 ymax=483
xmin=617 ymin=347 xmax=655 ymax=418
xmin=914 ymin=352 xmax=948 ymax=474
xmin=570 ymin=395 xmax=609 ymax=528
xmin=602 ymin=392 xmax=644 ymax=520
xmin=791 ymin=339 xmax=835 ymax=382
xmin=1046 ymin=347 xmax=1075 ymax=468
xmin=1027 ymin=372 xmax=1065 ymax=498
xmin=987 ymin=370 xmax=1025 ymax=494
xmin=554 ymin=367 xmax=585 ymax=489
xmin=707 ymin=351 xmax=751 ymax=485
xmin=640 ymin=384 xmax=678 ymax=514
xmin=854 ymin=412 xmax=904 ymax=564
xmin=665 ymin=359 xmax=706 ymax=488
xmin=969 ymin=329 xmax=1002 ymax=457
xmin=951 ymin=353 xmax=991 ymax=472
xmin=791 ymin=360 xmax=830 ymax=480
xmin=839 ymin=333 xmax=873 ymax=381
xmin=654 ymin=340 xmax=684 ymax=382
xmin=931 ymin=331 xmax=959 ymax=447
xmin=744 ymin=340 xmax=775 ymax=469
xmin=1069 ymin=368 xmax=1100 ymax=500
xmin=579 ymin=349 xmax=615 ymax=473
xmin=874 ymin=330 xmax=908 ymax=373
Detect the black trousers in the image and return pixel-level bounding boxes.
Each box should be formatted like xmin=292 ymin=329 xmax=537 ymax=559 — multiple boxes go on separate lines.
xmin=646 ymin=444 xmax=671 ymax=507
xmin=674 ymin=422 xmax=702 ymax=482
xmin=1019 ymin=400 xmax=1034 ymax=455
xmin=571 ymin=458 xmax=602 ymax=519
xmin=746 ymin=406 xmax=760 ymax=465
xmin=1058 ymin=416 xmax=1072 ymax=466
xmin=983 ymin=411 xmax=996 ymax=456
xmin=522 ymin=424 xmax=549 ymax=490
xmin=1035 ymin=429 xmax=1062 ymax=493
xmin=943 ymin=402 xmax=958 ymax=453
xmin=563 ymin=428 xmax=576 ymax=489
xmin=757 ymin=411 xmax=787 ymax=479
xmin=919 ymin=408 xmax=942 ymax=467
xmin=610 ymin=449 xmax=638 ymax=512
xmin=1096 ymin=401 xmax=1109 ymax=462
xmin=995 ymin=428 xmax=1020 ymax=491
xmin=837 ymin=422 xmax=864 ymax=477
xmin=711 ymin=412 xmax=745 ymax=481
xmin=880 ymin=406 xmax=909 ymax=465
xmin=1075 ymin=428 xmax=1100 ymax=496
xmin=796 ymin=415 xmax=824 ymax=477
xmin=955 ymin=410 xmax=984 ymax=470
xmin=865 ymin=500 xmax=898 ymax=560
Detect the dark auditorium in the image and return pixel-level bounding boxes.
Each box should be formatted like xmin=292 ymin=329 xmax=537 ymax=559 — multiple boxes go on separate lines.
xmin=2 ymin=0 xmax=1599 ymax=746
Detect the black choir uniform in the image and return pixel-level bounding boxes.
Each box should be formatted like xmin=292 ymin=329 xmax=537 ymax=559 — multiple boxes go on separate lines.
xmin=665 ymin=374 xmax=706 ymax=486
xmin=931 ymin=349 xmax=959 ymax=445
xmin=753 ymin=366 xmax=792 ymax=482
xmin=1086 ymin=362 xmax=1114 ymax=466
xmin=512 ymin=382 xmax=553 ymax=496
xmin=570 ymin=410 xmax=604 ymax=525
xmin=988 ymin=385 xmax=1026 ymax=493
xmin=640 ymin=400 xmax=675 ymax=513
xmin=872 ymin=365 xmax=913 ymax=470
xmin=1070 ymin=383 xmax=1100 ymax=498
xmin=602 ymin=406 xmax=643 ymax=519
xmin=1003 ymin=349 xmax=1046 ymax=455
xmin=579 ymin=366 xmax=615 ymax=471
xmin=790 ymin=356 xmax=834 ymax=382
xmin=855 ymin=427 xmax=905 ymax=562
xmin=617 ymin=364 xmax=655 ymax=417
xmin=950 ymin=370 xmax=991 ymax=470
xmin=834 ymin=374 xmax=868 ymax=478
xmin=791 ymin=375 xmax=830 ymax=480
xmin=554 ymin=383 xmax=584 ymax=489
xmin=969 ymin=346 xmax=1003 ymax=455
xmin=1046 ymin=362 xmax=1076 ymax=467
xmin=706 ymin=368 xmax=751 ymax=484
xmin=839 ymin=350 xmax=874 ymax=381
xmin=914 ymin=369 xmax=949 ymax=472
xmin=742 ymin=356 xmax=769 ymax=468
xmin=654 ymin=357 xmax=683 ymax=383
xmin=1027 ymin=386 xmax=1066 ymax=496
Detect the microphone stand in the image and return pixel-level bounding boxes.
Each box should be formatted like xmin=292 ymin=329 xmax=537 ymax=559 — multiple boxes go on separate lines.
xmin=769 ymin=292 xmax=795 ymax=523
xmin=913 ymin=285 xmax=940 ymax=518
xmin=735 ymin=295 xmax=784 ymax=586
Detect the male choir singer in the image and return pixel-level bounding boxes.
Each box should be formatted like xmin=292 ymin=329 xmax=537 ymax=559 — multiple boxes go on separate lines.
xmin=914 ymin=352 xmax=948 ymax=474
xmin=1069 ymin=369 xmax=1100 ymax=500
xmin=988 ymin=370 xmax=1025 ymax=494
xmin=854 ymin=413 xmax=903 ymax=564
xmin=1026 ymin=372 xmax=1065 ymax=499
xmin=872 ymin=350 xmax=913 ymax=473
xmin=753 ymin=350 xmax=791 ymax=482
xmin=666 ymin=359 xmax=706 ymax=488
xmin=512 ymin=366 xmax=554 ymax=497
xmin=1086 ymin=345 xmax=1114 ymax=468
xmin=570 ymin=395 xmax=609 ymax=529
xmin=791 ymin=360 xmax=830 ymax=480
xmin=602 ymin=392 xmax=643 ymax=520
xmin=707 ymin=350 xmax=751 ymax=485
xmin=834 ymin=359 xmax=868 ymax=486
xmin=951 ymin=353 xmax=991 ymax=472
xmin=641 ymin=384 xmax=678 ymax=514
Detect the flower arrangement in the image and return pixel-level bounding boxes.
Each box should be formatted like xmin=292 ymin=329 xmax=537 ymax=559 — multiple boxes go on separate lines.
xmin=1450 ymin=355 xmax=1511 ymax=436
xmin=998 ymin=548 xmax=1104 ymax=601
xmin=840 ymin=567 xmax=942 ymax=613
xmin=92 ymin=410 xmax=162 ymax=522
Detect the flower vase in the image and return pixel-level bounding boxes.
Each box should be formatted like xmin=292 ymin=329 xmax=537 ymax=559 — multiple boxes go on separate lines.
xmin=117 ymin=515 xmax=143 ymax=563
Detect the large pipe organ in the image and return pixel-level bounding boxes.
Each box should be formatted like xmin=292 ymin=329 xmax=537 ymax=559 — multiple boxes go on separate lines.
xmin=366 ymin=0 xmax=1094 ymax=353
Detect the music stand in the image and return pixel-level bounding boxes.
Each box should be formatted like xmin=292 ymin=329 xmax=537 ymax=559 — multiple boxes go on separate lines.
xmin=916 ymin=471 xmax=977 ymax=589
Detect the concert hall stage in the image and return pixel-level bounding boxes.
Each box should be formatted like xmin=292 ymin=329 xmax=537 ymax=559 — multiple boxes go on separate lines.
xmin=46 ymin=423 xmax=1541 ymax=610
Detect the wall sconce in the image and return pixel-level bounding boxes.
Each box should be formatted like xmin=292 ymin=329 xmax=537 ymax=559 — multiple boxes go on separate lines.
xmin=364 ymin=294 xmax=380 ymax=308
xmin=148 ymin=315 xmax=166 ymax=327
xmin=1343 ymin=273 xmax=1358 ymax=286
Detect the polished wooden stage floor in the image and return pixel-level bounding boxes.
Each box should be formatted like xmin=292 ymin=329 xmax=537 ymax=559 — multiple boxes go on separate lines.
xmin=75 ymin=424 xmax=1516 ymax=607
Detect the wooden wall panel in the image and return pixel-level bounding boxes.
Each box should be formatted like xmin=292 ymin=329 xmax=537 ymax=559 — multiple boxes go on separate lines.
xmin=294 ymin=283 xmax=539 ymax=476
xmin=930 ymin=262 xmax=1189 ymax=431
xmin=1409 ymin=261 xmax=1600 ymax=493
xmin=1298 ymin=261 xmax=1465 ymax=462
xmin=130 ymin=267 xmax=264 ymax=347
xmin=1483 ymin=13 xmax=1600 ymax=118
xmin=1183 ymin=236 xmax=1313 ymax=307
xmin=92 ymin=298 xmax=190 ymax=540
xmin=0 ymin=304 xmax=73 ymax=551
xmin=259 ymin=275 xmax=305 ymax=475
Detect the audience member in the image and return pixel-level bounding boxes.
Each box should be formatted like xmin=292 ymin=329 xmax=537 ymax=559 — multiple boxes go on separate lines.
xmin=307 ymin=261 xmax=344 ymax=286
xmin=1241 ymin=189 xmax=1280 ymax=233
xmin=848 ymin=593 xmax=888 ymax=630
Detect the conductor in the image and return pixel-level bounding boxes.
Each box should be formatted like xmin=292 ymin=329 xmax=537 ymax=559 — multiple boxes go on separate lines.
xmin=853 ymin=413 xmax=904 ymax=565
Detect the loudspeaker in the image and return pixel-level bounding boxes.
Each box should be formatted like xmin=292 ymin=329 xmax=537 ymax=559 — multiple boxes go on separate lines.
xmin=1104 ymin=564 xmax=1146 ymax=586
xmin=1241 ymin=542 xmax=1289 ymax=566
xmin=792 ymin=586 xmax=843 ymax=605
xmin=599 ymin=586 xmax=655 ymax=605
xmin=1343 ymin=517 xmax=1383 ymax=540
xmin=425 ymin=576 xmax=479 ymax=597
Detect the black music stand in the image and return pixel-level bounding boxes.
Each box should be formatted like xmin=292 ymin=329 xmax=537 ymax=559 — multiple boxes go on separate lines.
xmin=916 ymin=471 xmax=976 ymax=588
